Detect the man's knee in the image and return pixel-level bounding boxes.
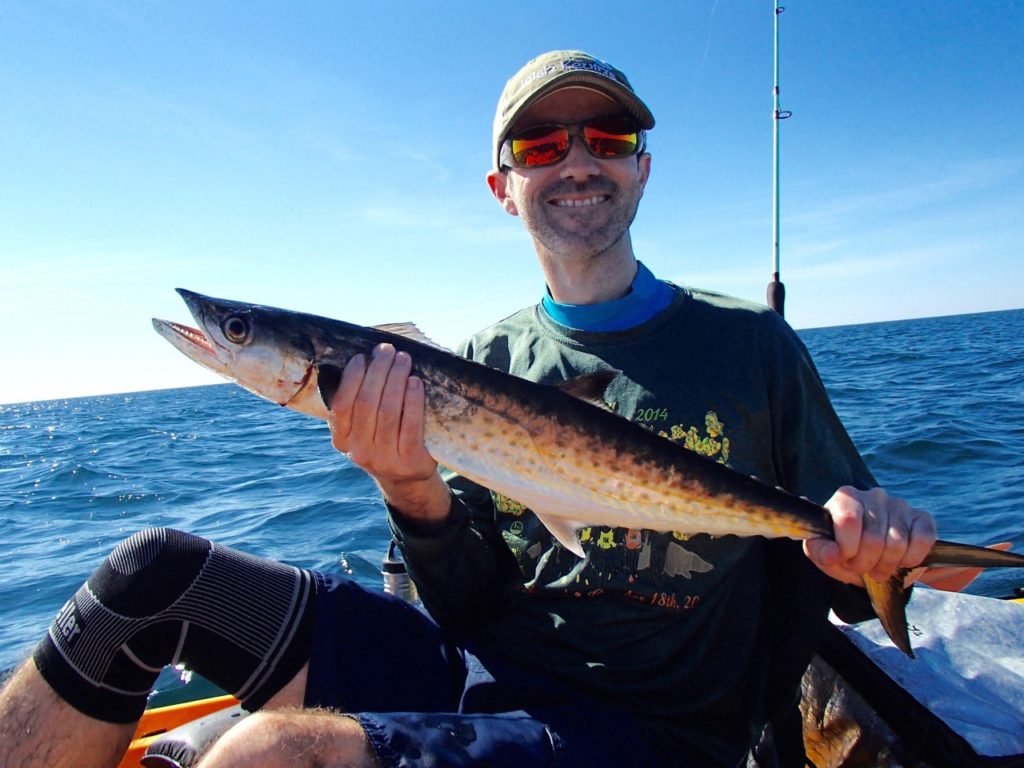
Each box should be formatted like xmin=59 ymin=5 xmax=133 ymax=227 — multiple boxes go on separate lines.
xmin=197 ymin=709 xmax=377 ymax=768
xmin=33 ymin=528 xmax=317 ymax=721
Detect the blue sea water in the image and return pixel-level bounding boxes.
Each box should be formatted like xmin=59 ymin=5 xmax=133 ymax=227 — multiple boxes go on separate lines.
xmin=1 ymin=308 xmax=1022 ymax=675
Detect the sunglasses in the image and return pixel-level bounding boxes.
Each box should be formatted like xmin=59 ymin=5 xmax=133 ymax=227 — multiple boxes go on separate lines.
xmin=501 ymin=116 xmax=645 ymax=169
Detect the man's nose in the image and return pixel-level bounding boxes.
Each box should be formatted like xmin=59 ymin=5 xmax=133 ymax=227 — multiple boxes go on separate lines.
xmin=558 ymin=137 xmax=601 ymax=180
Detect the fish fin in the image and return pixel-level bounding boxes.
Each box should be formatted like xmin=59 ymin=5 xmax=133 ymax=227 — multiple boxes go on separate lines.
xmin=316 ymin=364 xmax=343 ymax=409
xmin=554 ymin=370 xmax=620 ymax=412
xmin=922 ymin=539 xmax=1024 ymax=568
xmin=373 ymin=322 xmax=451 ymax=351
xmin=862 ymin=571 xmax=914 ymax=658
xmin=533 ymin=511 xmax=586 ymax=558
xmin=914 ymin=542 xmax=1013 ymax=592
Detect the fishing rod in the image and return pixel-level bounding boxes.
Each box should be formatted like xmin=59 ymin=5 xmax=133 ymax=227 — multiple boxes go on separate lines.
xmin=768 ymin=1 xmax=791 ymax=317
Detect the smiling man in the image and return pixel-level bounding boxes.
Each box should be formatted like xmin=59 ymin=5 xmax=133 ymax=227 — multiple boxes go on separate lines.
xmin=0 ymin=51 xmax=936 ymax=768
xmin=312 ymin=51 xmax=935 ymax=767
xmin=488 ymin=87 xmax=651 ymax=296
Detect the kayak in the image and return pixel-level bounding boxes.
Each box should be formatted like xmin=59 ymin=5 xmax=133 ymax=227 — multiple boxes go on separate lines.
xmin=118 ymin=695 xmax=237 ymax=768
xmin=803 ymin=593 xmax=1024 ymax=768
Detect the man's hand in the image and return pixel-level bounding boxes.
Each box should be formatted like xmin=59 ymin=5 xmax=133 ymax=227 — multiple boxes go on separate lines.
xmin=327 ymin=343 xmax=450 ymax=524
xmin=803 ymin=486 xmax=937 ymax=586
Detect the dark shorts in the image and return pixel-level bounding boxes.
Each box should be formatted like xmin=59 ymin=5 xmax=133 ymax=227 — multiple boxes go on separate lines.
xmin=303 ymin=574 xmax=664 ymax=768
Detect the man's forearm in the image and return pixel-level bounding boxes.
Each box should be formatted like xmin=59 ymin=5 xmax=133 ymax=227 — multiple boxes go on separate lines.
xmin=378 ymin=472 xmax=452 ymax=528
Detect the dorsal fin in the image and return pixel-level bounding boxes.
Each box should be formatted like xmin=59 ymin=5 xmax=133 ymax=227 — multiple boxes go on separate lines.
xmin=555 ymin=370 xmax=619 ymax=412
xmin=372 ymin=322 xmax=451 ymax=351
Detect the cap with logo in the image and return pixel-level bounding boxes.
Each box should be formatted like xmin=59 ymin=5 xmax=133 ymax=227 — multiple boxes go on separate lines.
xmin=492 ymin=50 xmax=655 ymax=169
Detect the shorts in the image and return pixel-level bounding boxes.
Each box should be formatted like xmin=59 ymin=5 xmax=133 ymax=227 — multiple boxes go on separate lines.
xmin=303 ymin=574 xmax=664 ymax=768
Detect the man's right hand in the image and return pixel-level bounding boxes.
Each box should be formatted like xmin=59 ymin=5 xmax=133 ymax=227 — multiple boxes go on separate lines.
xmin=327 ymin=343 xmax=451 ymax=525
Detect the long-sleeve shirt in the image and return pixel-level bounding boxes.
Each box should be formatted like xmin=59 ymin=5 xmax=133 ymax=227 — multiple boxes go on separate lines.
xmin=389 ymin=286 xmax=876 ymax=764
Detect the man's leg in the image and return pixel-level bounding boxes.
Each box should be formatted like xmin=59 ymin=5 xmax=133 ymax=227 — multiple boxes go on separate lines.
xmin=197 ymin=709 xmax=377 ymax=768
xmin=0 ymin=528 xmax=319 ymax=767
xmin=0 ymin=661 xmax=317 ymax=768
xmin=0 ymin=661 xmax=134 ymax=768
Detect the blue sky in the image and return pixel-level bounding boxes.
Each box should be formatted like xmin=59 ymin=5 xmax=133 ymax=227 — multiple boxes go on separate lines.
xmin=1 ymin=2 xmax=1021 ymax=404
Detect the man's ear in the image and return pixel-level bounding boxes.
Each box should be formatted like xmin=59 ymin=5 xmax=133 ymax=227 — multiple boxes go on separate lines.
xmin=637 ymin=152 xmax=651 ymax=198
xmin=487 ymin=170 xmax=519 ymax=216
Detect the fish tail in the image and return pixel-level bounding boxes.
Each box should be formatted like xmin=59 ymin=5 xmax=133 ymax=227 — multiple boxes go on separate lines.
xmin=923 ymin=539 xmax=1024 ymax=568
xmin=862 ymin=571 xmax=914 ymax=658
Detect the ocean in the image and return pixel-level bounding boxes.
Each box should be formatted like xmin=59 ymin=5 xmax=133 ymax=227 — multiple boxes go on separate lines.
xmin=1 ymin=308 xmax=1022 ymax=676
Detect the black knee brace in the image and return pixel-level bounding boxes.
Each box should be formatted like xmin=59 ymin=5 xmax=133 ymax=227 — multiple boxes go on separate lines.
xmin=33 ymin=528 xmax=317 ymax=723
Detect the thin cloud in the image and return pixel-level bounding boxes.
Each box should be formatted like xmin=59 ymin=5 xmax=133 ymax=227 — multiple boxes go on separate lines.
xmin=342 ymin=197 xmax=525 ymax=245
xmin=790 ymin=156 xmax=1024 ymax=230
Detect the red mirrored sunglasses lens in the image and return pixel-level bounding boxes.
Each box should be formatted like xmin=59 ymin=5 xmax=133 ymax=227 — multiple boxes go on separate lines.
xmin=509 ymin=118 xmax=640 ymax=167
xmin=510 ymin=126 xmax=570 ymax=167
xmin=583 ymin=118 xmax=640 ymax=158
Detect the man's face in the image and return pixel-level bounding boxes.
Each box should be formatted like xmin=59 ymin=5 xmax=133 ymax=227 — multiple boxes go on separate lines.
xmin=489 ymin=88 xmax=651 ymax=262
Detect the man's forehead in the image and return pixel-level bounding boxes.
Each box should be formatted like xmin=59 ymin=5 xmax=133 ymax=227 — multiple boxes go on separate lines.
xmin=512 ymin=87 xmax=620 ymax=128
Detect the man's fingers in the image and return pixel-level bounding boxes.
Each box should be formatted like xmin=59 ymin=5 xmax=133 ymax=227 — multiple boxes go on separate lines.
xmin=904 ymin=512 xmax=938 ymax=568
xmin=819 ymin=486 xmax=938 ymax=585
xmin=328 ymin=353 xmax=367 ymax=449
xmin=325 ymin=344 xmax=437 ymax=485
xmin=398 ymin=375 xmax=427 ymax=461
xmin=373 ymin=349 xmax=413 ymax=453
xmin=828 ymin=487 xmax=866 ymax=562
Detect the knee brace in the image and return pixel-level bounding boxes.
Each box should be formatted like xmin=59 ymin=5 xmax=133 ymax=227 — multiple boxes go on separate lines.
xmin=33 ymin=528 xmax=317 ymax=723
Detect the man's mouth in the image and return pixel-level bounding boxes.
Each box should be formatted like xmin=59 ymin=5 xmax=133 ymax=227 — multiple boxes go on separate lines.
xmin=551 ymin=195 xmax=610 ymax=208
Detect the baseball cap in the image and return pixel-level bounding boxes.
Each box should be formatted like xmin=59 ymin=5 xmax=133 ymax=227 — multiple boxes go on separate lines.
xmin=492 ymin=50 xmax=655 ymax=169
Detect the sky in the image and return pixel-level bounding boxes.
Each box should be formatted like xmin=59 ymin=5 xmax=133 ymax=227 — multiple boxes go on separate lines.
xmin=1 ymin=2 xmax=1021 ymax=405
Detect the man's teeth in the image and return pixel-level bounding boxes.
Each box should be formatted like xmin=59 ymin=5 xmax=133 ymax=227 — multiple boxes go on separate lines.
xmin=554 ymin=196 xmax=607 ymax=208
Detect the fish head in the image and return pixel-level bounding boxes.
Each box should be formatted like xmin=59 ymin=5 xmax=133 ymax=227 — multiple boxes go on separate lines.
xmin=153 ymin=288 xmax=330 ymax=419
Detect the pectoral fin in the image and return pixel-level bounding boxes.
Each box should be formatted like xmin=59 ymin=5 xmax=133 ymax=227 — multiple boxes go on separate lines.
xmin=317 ymin=364 xmax=343 ymax=409
xmin=862 ymin=570 xmax=914 ymax=658
xmin=554 ymin=370 xmax=619 ymax=412
xmin=533 ymin=511 xmax=586 ymax=559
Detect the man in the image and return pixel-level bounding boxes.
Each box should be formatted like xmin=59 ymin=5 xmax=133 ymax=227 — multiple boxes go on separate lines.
xmin=1 ymin=51 xmax=935 ymax=768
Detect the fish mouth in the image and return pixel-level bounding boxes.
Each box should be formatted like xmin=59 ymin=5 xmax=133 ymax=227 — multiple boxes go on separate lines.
xmin=157 ymin=319 xmax=214 ymax=354
xmin=153 ymin=288 xmax=233 ymax=376
xmin=152 ymin=288 xmax=246 ymax=377
xmin=154 ymin=288 xmax=322 ymax=414
xmin=152 ymin=316 xmax=233 ymax=377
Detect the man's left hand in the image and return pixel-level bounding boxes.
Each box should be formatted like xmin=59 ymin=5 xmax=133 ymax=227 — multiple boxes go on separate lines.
xmin=803 ymin=486 xmax=937 ymax=586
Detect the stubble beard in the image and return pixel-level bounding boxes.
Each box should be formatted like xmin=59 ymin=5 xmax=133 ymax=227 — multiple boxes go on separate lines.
xmin=518 ymin=177 xmax=642 ymax=262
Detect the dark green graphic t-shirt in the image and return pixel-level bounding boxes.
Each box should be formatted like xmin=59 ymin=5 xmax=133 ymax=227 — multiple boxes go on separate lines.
xmin=392 ymin=285 xmax=875 ymax=764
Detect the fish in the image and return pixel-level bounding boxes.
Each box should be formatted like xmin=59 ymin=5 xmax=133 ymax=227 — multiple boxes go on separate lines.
xmin=153 ymin=288 xmax=1024 ymax=657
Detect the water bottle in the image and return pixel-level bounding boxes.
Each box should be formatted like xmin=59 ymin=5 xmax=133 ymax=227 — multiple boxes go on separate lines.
xmin=381 ymin=539 xmax=418 ymax=604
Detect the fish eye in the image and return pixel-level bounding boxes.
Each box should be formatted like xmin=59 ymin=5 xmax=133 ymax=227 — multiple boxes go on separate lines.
xmin=221 ymin=315 xmax=251 ymax=344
